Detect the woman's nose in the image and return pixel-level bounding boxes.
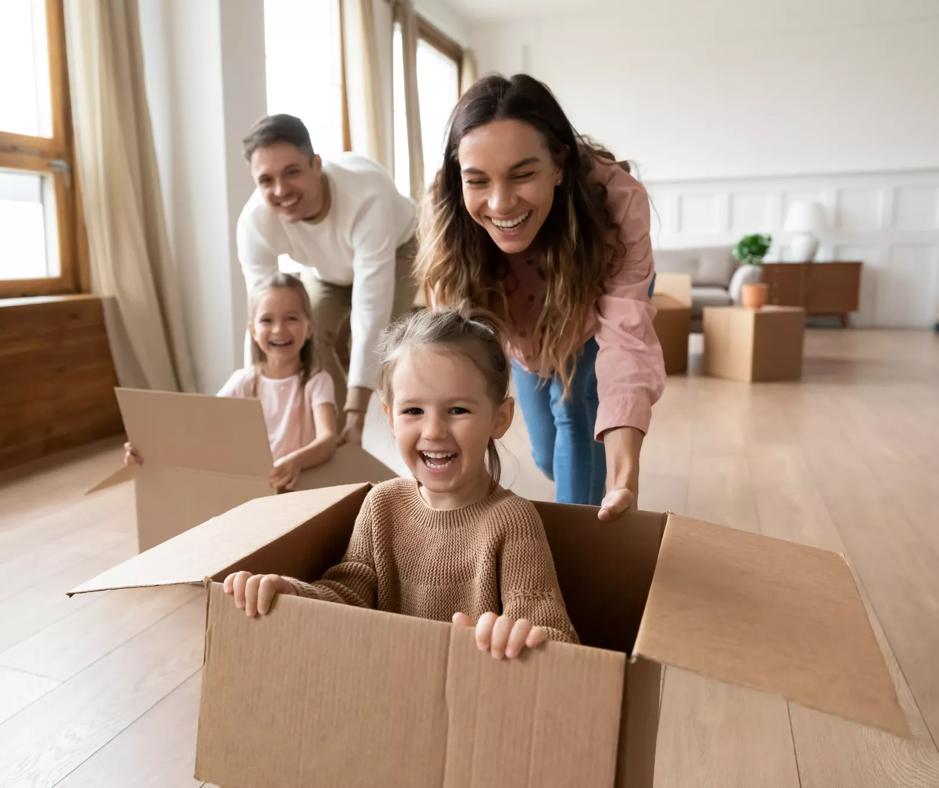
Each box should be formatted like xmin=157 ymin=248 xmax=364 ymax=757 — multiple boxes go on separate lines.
xmin=487 ymin=181 xmax=516 ymax=215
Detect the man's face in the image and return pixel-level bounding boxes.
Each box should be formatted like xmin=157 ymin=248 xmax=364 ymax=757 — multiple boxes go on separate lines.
xmin=249 ymin=142 xmax=325 ymax=222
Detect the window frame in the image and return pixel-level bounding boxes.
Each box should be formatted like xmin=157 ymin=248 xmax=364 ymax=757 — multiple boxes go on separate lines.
xmin=416 ymin=16 xmax=462 ymax=92
xmin=0 ymin=0 xmax=84 ymax=298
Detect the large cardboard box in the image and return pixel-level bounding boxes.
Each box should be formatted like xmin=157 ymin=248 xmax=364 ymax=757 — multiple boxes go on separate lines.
xmin=703 ymin=305 xmax=805 ymax=382
xmin=652 ymin=273 xmax=692 ymax=375
xmin=88 ymin=388 xmax=395 ymax=551
xmin=71 ymin=484 xmax=907 ymax=787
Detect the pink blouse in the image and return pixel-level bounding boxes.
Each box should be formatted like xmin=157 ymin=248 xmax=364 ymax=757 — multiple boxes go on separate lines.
xmin=503 ymin=158 xmax=665 ymax=438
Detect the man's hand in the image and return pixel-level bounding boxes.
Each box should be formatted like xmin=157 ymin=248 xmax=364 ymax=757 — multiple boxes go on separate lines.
xmin=339 ymin=410 xmax=365 ymax=446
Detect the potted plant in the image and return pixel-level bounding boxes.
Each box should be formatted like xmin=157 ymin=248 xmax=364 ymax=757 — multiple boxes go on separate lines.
xmin=733 ymin=233 xmax=772 ymax=309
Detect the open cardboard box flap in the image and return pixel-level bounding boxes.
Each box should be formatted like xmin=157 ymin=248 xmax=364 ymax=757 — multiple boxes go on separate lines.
xmin=114 ymin=388 xmax=272 ymax=476
xmin=85 ymin=388 xmax=396 ymax=551
xmin=69 ymin=484 xmax=369 ymax=595
xmin=635 ymin=513 xmax=908 ymax=737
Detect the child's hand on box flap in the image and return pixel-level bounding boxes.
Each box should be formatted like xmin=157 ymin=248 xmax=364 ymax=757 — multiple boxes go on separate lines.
xmin=123 ymin=442 xmax=141 ymax=467
xmin=269 ymin=455 xmax=302 ymax=491
xmin=223 ymin=571 xmax=298 ymax=617
xmin=452 ymin=612 xmax=547 ymax=660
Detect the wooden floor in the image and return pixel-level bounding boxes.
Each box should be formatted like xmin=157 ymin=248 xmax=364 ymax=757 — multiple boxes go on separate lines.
xmin=1 ymin=328 xmax=938 ymax=787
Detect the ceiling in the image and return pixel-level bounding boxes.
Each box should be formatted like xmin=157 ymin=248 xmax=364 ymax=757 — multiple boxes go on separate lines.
xmin=444 ymin=0 xmax=939 ymax=30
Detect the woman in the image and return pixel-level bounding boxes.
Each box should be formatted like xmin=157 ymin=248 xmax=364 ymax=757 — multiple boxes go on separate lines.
xmin=415 ymin=73 xmax=665 ymax=521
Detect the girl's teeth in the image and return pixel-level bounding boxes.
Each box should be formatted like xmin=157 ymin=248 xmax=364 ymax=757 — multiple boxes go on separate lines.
xmin=421 ymin=451 xmax=456 ymax=469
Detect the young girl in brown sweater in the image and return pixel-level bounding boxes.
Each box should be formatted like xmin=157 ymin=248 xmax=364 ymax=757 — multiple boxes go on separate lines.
xmin=224 ymin=308 xmax=578 ymax=659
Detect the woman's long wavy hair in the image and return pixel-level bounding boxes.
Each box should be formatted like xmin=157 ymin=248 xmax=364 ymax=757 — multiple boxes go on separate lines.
xmin=415 ymin=73 xmax=625 ymax=397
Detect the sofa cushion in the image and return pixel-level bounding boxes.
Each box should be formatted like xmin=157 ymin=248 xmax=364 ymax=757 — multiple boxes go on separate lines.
xmin=655 ymin=246 xmax=737 ymax=287
xmin=691 ymin=287 xmax=733 ymax=317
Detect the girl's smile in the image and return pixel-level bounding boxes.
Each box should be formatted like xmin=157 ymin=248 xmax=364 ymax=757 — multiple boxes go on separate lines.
xmin=248 ymin=287 xmax=312 ymax=378
xmin=387 ymin=347 xmax=513 ymax=510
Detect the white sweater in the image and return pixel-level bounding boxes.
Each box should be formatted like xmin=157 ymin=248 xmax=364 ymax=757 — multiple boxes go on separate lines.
xmin=236 ymin=153 xmax=417 ymax=391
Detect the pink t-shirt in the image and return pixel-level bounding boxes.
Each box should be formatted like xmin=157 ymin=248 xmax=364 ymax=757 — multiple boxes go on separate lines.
xmin=503 ymin=158 xmax=666 ymax=439
xmin=217 ymin=368 xmax=336 ymax=461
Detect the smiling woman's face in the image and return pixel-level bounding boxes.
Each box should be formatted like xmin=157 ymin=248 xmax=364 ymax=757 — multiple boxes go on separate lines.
xmin=457 ymin=118 xmax=563 ymax=255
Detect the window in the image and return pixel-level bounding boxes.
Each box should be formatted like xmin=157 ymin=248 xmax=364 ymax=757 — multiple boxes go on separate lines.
xmin=0 ymin=0 xmax=80 ymax=297
xmin=264 ymin=0 xmax=346 ymax=274
xmin=393 ymin=17 xmax=462 ymax=197
xmin=263 ymin=0 xmax=346 ymax=159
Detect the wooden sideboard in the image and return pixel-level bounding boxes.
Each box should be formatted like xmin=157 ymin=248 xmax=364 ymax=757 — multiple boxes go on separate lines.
xmin=760 ymin=262 xmax=862 ymax=327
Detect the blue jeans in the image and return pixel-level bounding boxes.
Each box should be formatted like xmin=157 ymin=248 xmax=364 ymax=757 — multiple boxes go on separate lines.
xmin=511 ymin=338 xmax=606 ymax=505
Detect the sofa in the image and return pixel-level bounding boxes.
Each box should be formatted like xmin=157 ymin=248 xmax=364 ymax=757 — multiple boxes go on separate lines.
xmin=653 ymin=245 xmax=761 ymax=329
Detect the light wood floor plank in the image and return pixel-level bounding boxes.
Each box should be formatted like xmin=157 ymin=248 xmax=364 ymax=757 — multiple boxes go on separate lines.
xmin=56 ymin=671 xmax=204 ymax=788
xmin=0 ymin=586 xmax=200 ymax=681
xmin=0 ymin=597 xmax=204 ymax=787
xmin=0 ymin=666 xmax=60 ymax=726
xmin=0 ymin=539 xmax=137 ymax=654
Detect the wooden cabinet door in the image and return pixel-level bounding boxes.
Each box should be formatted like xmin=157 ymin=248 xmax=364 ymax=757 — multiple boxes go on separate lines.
xmin=761 ymin=264 xmax=804 ymax=306
xmin=805 ymin=263 xmax=861 ymax=314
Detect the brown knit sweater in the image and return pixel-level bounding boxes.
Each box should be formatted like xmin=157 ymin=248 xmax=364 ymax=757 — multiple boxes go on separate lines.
xmin=285 ymin=478 xmax=579 ymax=644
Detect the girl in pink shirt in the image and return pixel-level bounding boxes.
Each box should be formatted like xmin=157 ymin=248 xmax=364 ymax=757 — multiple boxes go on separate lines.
xmin=416 ymin=73 xmax=665 ymax=517
xmin=126 ymin=273 xmax=338 ymax=491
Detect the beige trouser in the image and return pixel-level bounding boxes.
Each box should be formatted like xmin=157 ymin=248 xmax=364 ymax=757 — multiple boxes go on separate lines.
xmin=301 ymin=234 xmax=418 ymax=419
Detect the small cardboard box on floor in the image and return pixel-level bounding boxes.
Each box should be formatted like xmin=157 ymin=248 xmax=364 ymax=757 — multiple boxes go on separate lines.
xmin=703 ymin=305 xmax=805 ymax=382
xmin=87 ymin=388 xmax=395 ymax=551
xmin=71 ymin=482 xmax=908 ymax=787
xmin=651 ymin=273 xmax=692 ymax=375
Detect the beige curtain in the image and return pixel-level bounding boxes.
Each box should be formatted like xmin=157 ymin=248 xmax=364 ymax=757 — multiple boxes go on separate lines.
xmin=341 ymin=0 xmax=392 ymax=170
xmin=393 ymin=0 xmax=424 ymax=199
xmin=460 ymin=48 xmax=478 ymax=95
xmin=64 ymin=0 xmax=194 ymax=392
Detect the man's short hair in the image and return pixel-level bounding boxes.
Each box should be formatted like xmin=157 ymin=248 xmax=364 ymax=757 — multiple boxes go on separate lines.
xmin=242 ymin=114 xmax=315 ymax=161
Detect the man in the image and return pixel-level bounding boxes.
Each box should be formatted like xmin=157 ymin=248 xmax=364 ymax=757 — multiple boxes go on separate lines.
xmin=237 ymin=114 xmax=418 ymax=444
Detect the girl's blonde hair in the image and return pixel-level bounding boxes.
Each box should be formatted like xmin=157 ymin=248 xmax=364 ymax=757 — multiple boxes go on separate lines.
xmin=247 ymin=272 xmax=317 ymax=388
xmin=414 ymin=73 xmax=626 ymax=399
xmin=377 ymin=307 xmax=510 ymax=488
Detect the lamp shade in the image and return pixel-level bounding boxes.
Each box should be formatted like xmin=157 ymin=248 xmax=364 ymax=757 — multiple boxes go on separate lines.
xmin=784 ymin=200 xmax=826 ymax=233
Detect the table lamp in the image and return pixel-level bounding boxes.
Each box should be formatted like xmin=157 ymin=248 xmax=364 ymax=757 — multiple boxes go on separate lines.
xmin=783 ymin=200 xmax=826 ymax=262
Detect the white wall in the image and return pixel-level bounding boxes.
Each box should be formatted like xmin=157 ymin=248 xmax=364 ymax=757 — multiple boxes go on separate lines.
xmin=469 ymin=2 xmax=939 ymax=181
xmin=139 ymin=0 xmax=266 ymax=393
xmin=415 ymin=0 xmax=470 ymax=44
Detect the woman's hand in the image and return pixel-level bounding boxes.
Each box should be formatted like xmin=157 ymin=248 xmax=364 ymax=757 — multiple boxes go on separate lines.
xmin=269 ymin=455 xmax=302 ymax=491
xmin=223 ymin=571 xmax=298 ymax=617
xmin=600 ymin=426 xmax=643 ymax=520
xmin=123 ymin=442 xmax=141 ymax=467
xmin=452 ymin=612 xmax=547 ymax=659
xmin=598 ymin=486 xmax=638 ymax=521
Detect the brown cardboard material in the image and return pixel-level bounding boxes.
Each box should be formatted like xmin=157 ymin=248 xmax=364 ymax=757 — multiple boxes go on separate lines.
xmin=652 ymin=273 xmax=692 ymax=375
xmin=703 ymin=305 xmax=805 ymax=382
xmin=88 ymin=388 xmax=395 ymax=551
xmin=72 ymin=486 xmax=909 ymax=787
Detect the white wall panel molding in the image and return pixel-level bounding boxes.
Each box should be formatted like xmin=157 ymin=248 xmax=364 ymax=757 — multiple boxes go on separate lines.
xmin=648 ymin=169 xmax=939 ymax=327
